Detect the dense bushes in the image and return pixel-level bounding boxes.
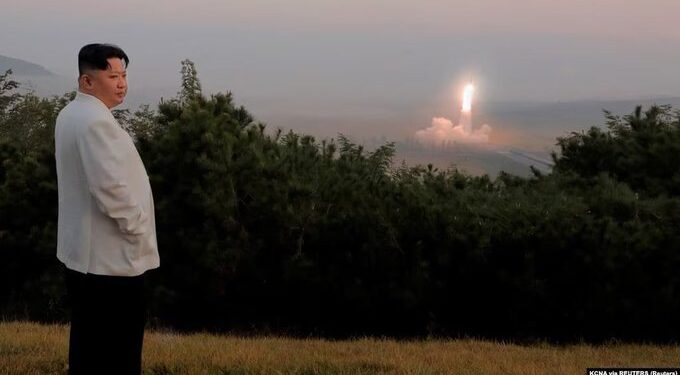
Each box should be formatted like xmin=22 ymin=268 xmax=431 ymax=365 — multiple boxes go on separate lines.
xmin=1 ymin=65 xmax=679 ymax=343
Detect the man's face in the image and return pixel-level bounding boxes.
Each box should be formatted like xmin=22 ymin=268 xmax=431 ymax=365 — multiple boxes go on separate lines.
xmin=80 ymin=57 xmax=128 ymax=109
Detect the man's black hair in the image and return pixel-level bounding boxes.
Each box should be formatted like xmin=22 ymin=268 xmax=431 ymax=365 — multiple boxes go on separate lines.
xmin=78 ymin=43 xmax=129 ymax=76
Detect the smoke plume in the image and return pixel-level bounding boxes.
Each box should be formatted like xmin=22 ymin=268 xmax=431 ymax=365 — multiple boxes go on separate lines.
xmin=415 ymin=83 xmax=492 ymax=145
xmin=415 ymin=117 xmax=491 ymax=144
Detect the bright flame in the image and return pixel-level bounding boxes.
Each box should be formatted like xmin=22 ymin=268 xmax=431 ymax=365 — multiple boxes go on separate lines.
xmin=462 ymin=83 xmax=474 ymax=113
xmin=413 ymin=80 xmax=491 ymax=145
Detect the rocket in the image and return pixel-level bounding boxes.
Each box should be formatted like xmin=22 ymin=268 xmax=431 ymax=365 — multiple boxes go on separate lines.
xmin=459 ymin=83 xmax=474 ymax=134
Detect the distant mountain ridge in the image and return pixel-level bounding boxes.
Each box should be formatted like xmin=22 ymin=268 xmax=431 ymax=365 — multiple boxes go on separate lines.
xmin=0 ymin=54 xmax=53 ymax=76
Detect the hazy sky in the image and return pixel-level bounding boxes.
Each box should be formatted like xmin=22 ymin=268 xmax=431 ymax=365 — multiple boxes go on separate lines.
xmin=3 ymin=0 xmax=680 ymax=139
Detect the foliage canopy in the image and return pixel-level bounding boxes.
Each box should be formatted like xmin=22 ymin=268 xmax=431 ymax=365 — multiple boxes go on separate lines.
xmin=1 ymin=65 xmax=679 ymax=343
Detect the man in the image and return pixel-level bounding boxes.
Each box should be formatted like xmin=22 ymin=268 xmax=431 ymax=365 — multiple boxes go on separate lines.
xmin=55 ymin=43 xmax=160 ymax=374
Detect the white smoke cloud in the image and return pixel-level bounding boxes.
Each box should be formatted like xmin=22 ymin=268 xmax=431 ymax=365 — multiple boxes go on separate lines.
xmin=415 ymin=116 xmax=492 ymax=144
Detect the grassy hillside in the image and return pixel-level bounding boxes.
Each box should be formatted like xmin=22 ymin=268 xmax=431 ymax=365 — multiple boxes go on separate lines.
xmin=1 ymin=322 xmax=679 ymax=374
xmin=0 ymin=55 xmax=53 ymax=76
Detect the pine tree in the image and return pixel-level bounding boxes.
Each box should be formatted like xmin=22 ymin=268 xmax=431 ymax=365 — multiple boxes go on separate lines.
xmin=178 ymin=59 xmax=202 ymax=105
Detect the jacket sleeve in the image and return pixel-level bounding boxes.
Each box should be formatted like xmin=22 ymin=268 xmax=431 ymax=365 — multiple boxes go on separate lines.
xmin=76 ymin=118 xmax=148 ymax=235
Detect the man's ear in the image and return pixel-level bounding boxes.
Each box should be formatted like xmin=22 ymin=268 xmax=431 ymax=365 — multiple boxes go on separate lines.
xmin=79 ymin=74 xmax=93 ymax=88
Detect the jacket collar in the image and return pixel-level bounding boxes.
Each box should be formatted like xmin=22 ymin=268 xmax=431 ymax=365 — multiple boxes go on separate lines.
xmin=76 ymin=91 xmax=111 ymax=112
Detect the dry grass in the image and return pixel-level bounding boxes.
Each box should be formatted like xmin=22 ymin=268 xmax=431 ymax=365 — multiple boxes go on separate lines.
xmin=1 ymin=321 xmax=678 ymax=374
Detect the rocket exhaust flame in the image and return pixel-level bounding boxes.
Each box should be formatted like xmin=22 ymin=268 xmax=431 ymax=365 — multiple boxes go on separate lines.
xmin=459 ymin=83 xmax=474 ymax=134
xmin=462 ymin=83 xmax=474 ymax=113
xmin=414 ymin=82 xmax=491 ymax=144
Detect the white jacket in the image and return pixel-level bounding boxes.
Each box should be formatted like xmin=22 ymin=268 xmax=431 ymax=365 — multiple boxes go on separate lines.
xmin=55 ymin=91 xmax=159 ymax=276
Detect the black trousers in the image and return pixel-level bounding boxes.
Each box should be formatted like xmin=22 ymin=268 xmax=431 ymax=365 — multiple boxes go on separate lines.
xmin=64 ymin=267 xmax=147 ymax=375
